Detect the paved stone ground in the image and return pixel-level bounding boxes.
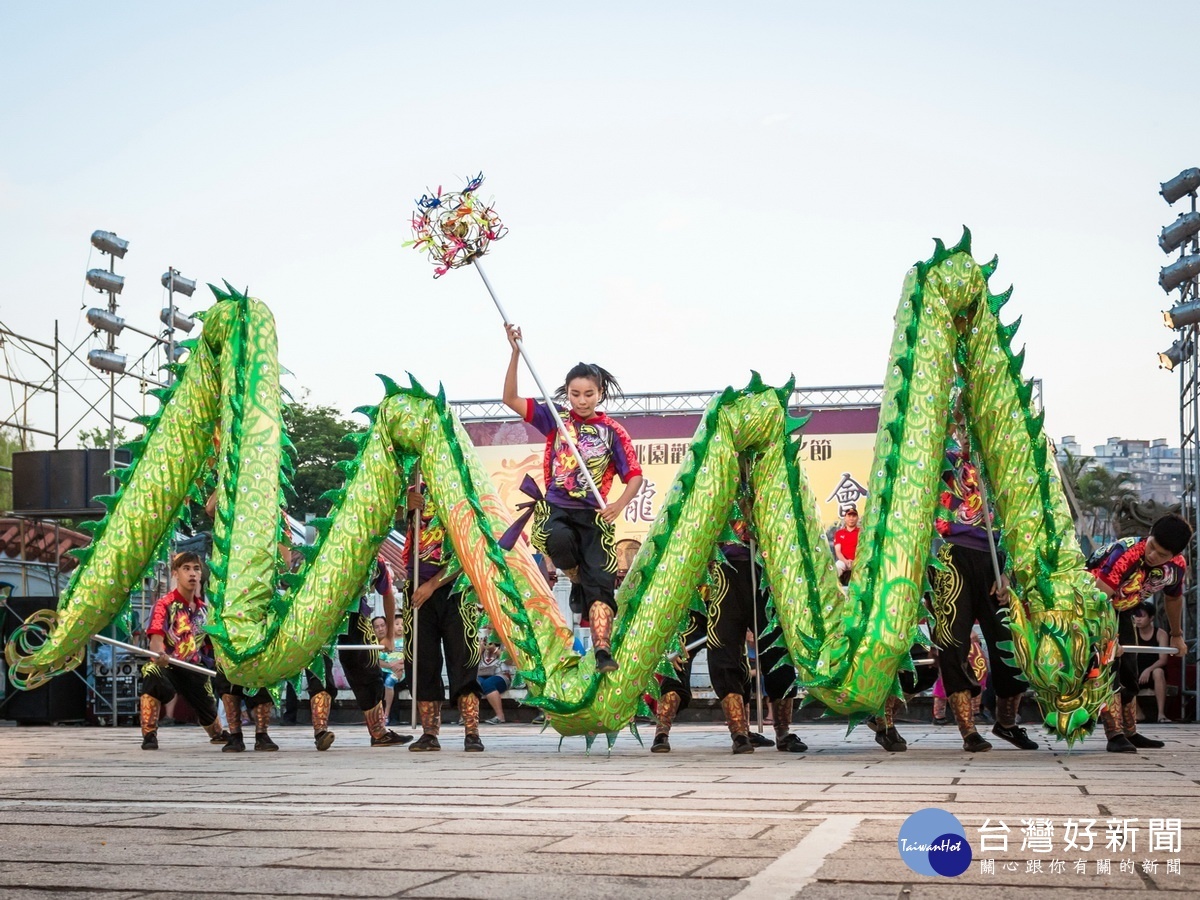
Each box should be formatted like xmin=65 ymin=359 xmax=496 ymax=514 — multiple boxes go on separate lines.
xmin=0 ymin=719 xmax=1197 ymax=899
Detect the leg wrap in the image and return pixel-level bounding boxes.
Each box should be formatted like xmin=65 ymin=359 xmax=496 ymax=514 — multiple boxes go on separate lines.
xmin=772 ymin=697 xmax=794 ymax=741
xmin=222 ymin=695 xmax=242 ymax=734
xmin=203 ymin=718 xmax=224 ymax=740
xmin=311 ymin=692 xmax=332 ymax=735
xmin=721 ymin=693 xmax=748 ymax=737
xmin=252 ymin=702 xmax=273 ymax=734
xmin=140 ymin=695 xmax=161 ymax=736
xmin=883 ymin=695 xmax=900 ymax=730
xmin=458 ymin=693 xmax=480 ymax=737
xmin=1100 ymin=702 xmax=1123 ymax=739
xmin=996 ymin=694 xmax=1022 ymax=729
xmin=418 ymin=700 xmax=441 ymax=737
xmin=364 ymin=701 xmax=388 ymax=739
xmin=1123 ymin=698 xmax=1140 ymax=737
xmin=656 ymin=691 xmax=681 ymax=737
xmin=948 ymin=690 xmax=977 ymax=738
xmin=589 ymin=602 xmax=614 ymax=652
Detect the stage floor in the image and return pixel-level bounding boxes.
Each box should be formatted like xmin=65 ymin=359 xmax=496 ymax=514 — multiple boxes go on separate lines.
xmin=0 ymin=720 xmax=1197 ymax=898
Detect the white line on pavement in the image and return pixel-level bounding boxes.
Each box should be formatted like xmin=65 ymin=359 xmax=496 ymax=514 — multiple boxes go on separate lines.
xmin=729 ymin=814 xmax=861 ymax=899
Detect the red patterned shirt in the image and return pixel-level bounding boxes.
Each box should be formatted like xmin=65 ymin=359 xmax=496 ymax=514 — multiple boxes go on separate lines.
xmin=146 ymin=589 xmax=208 ymax=664
xmin=524 ymin=400 xmax=642 ymax=509
xmin=1089 ymin=537 xmax=1186 ymax=613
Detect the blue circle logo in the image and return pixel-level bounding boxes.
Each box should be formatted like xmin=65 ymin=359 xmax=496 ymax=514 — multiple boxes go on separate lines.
xmin=897 ymin=808 xmax=972 ymax=877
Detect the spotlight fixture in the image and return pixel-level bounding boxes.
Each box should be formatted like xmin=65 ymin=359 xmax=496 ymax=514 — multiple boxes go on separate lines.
xmin=161 ymin=270 xmax=197 ymax=297
xmin=1159 ymin=255 xmax=1200 ymax=293
xmin=1161 ymin=168 xmax=1200 ymax=205
xmin=1165 ymin=299 xmax=1200 ymax=330
xmin=159 ymin=308 xmax=196 ymax=333
xmin=85 ymin=308 xmax=126 ymax=336
xmin=85 ymin=269 xmax=125 ymax=294
xmin=90 ymin=230 xmax=129 ymax=258
xmin=1159 ymin=211 xmax=1200 ymax=254
xmin=87 ymin=349 xmax=127 ymax=375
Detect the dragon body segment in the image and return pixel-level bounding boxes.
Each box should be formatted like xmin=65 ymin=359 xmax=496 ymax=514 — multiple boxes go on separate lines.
xmin=6 ymin=233 xmax=1114 ymax=743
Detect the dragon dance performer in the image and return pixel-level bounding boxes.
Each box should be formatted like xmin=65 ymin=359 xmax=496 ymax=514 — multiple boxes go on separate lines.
xmin=653 ymin=485 xmax=808 ymax=755
xmin=864 ymin=643 xmax=939 ymax=752
xmin=928 ymin=425 xmax=1038 ymax=753
xmin=649 ymin=605 xmax=781 ymax=754
xmin=502 ymin=324 xmax=644 ymax=674
xmin=214 ymin=671 xmax=278 ymax=752
xmin=709 ymin=517 xmax=808 ymax=755
xmin=138 ymin=551 xmax=228 ymax=750
xmin=303 ymin=556 xmax=413 ymax=751
xmin=402 ymin=481 xmax=485 ymax=752
xmin=1088 ymin=514 xmax=1192 ymax=753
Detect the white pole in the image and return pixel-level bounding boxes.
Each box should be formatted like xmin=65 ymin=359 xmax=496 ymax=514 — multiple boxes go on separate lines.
xmin=92 ymin=634 xmax=217 ymax=677
xmin=409 ymin=466 xmax=423 ymax=730
xmin=473 ymin=257 xmax=607 ymax=509
xmin=748 ymin=538 xmax=765 ymax=736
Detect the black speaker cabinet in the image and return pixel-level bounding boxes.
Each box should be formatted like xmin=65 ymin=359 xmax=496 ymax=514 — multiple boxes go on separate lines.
xmin=0 ymin=597 xmax=87 ymax=724
xmin=12 ymin=448 xmax=131 ymax=517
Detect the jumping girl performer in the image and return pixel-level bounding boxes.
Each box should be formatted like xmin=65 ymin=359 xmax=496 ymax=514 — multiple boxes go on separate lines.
xmin=502 ymin=324 xmax=643 ymax=674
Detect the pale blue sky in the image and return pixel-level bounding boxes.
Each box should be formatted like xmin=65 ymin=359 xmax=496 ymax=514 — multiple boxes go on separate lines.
xmin=1 ymin=3 xmax=1196 ymax=453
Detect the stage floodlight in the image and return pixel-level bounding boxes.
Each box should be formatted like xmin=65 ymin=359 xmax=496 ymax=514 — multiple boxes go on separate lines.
xmin=86 ymin=269 xmax=125 ymax=294
xmin=171 ymin=344 xmax=188 ymax=362
xmin=1159 ymin=254 xmax=1200 ymax=293
xmin=90 ymin=230 xmax=129 ymax=258
xmin=1165 ymin=299 xmax=1200 ymax=330
xmin=85 ymin=308 xmax=126 ymax=336
xmin=87 ymin=349 xmax=127 ymax=375
xmin=159 ymin=307 xmax=196 ymax=333
xmin=1159 ymin=211 xmax=1200 ymax=254
xmin=161 ymin=271 xmax=197 ymax=297
xmin=1159 ymin=338 xmax=1194 ymax=371
xmin=1162 ymin=169 xmax=1200 ymax=205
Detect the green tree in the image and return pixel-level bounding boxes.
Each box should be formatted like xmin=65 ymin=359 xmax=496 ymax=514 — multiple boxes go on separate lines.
xmin=0 ymin=428 xmax=21 ymax=511
xmin=78 ymin=425 xmax=129 ymax=449
xmin=1076 ymin=467 xmax=1137 ymax=541
xmin=283 ymin=400 xmax=360 ymax=520
xmin=1057 ymin=449 xmax=1094 ymax=531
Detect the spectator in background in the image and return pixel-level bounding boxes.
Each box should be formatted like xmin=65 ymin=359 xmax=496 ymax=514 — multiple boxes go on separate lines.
xmin=477 ymin=628 xmax=514 ymax=724
xmin=833 ymin=506 xmax=860 ymax=587
xmin=1130 ymin=601 xmax=1171 ymax=725
xmin=373 ymin=616 xmax=406 ymax=727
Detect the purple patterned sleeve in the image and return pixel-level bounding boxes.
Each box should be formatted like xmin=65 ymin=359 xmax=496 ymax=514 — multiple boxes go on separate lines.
xmin=525 ymin=400 xmax=557 ymax=437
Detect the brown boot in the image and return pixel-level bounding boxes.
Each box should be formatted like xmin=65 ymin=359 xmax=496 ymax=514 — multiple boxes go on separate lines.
xmin=868 ymin=695 xmax=907 ymax=752
xmin=652 ymin=691 xmax=681 ymax=753
xmin=589 ymin=602 xmax=619 ymax=673
xmin=460 ymin=694 xmax=484 ymax=752
xmin=221 ymin=696 xmax=245 ymax=752
xmin=311 ymin=691 xmax=334 ymax=751
xmin=139 ymin=695 xmax=161 ymax=749
xmin=772 ymin=697 xmax=807 ymax=752
xmin=366 ymin=700 xmax=412 ymax=747
xmin=1123 ymin=698 xmax=1164 ymax=749
xmin=409 ymin=700 xmax=442 ymax=751
xmin=721 ymin=694 xmax=753 ymax=754
xmin=1101 ymin=702 xmax=1135 ymax=753
xmin=252 ymin=703 xmax=278 ymax=751
xmin=202 ymin=718 xmax=227 ymax=744
xmin=991 ymin=694 xmax=1037 ymax=749
xmin=949 ymin=691 xmax=991 ymax=752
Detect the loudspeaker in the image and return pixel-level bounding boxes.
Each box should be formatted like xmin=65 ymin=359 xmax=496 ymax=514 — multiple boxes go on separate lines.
xmin=0 ymin=597 xmax=87 ymax=723
xmin=11 ymin=449 xmax=131 ymax=516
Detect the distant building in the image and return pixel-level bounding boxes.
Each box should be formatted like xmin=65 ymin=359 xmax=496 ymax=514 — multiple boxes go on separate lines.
xmin=1057 ymin=435 xmax=1183 ymax=505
